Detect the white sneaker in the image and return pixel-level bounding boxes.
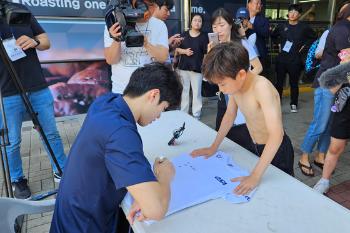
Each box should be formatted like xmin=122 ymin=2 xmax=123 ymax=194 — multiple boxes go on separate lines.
xmin=53 ymin=172 xmax=62 ymax=183
xmin=313 ymin=179 xmax=330 ymax=194
xmin=290 ymin=105 xmax=298 ymax=113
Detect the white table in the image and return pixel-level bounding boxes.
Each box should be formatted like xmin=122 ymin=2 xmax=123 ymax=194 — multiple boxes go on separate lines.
xmin=121 ymin=111 xmax=350 ymax=233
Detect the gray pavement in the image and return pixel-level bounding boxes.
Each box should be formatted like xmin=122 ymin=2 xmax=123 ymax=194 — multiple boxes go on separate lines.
xmin=1 ymin=91 xmax=349 ymax=232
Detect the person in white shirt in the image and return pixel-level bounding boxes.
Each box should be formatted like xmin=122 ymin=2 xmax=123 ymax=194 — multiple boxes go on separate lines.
xmin=104 ymin=0 xmax=169 ymax=94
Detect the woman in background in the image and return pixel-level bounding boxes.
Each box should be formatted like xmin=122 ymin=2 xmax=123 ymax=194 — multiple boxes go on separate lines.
xmin=176 ymin=13 xmax=208 ymax=120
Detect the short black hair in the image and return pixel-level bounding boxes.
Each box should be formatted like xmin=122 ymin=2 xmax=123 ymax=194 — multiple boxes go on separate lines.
xmin=123 ymin=62 xmax=182 ymax=109
xmin=153 ymin=0 xmax=174 ymax=9
xmin=202 ymin=41 xmax=250 ymax=81
xmin=288 ymin=4 xmax=302 ymax=13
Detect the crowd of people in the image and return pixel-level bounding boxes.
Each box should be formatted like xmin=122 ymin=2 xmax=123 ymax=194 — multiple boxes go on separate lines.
xmin=0 ymin=0 xmax=349 ymax=232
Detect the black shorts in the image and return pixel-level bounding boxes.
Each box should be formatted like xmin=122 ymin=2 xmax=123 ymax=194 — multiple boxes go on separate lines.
xmin=254 ymin=134 xmax=295 ymax=176
xmin=331 ymin=100 xmax=350 ymax=139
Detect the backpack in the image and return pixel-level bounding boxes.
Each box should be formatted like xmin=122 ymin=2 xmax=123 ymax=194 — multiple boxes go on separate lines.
xmin=305 ymin=39 xmax=320 ymax=73
xmin=302 ymin=39 xmax=321 ymax=83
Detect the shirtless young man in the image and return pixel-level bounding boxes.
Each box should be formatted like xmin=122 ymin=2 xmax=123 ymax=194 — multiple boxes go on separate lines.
xmin=191 ymin=42 xmax=294 ymax=195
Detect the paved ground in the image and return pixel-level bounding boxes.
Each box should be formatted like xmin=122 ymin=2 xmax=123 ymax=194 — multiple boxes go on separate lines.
xmin=0 ymin=91 xmax=349 ymax=233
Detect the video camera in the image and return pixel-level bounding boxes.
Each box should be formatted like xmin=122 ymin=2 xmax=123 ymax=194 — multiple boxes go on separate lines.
xmin=105 ymin=0 xmax=148 ymax=47
xmin=0 ymin=0 xmax=32 ymax=26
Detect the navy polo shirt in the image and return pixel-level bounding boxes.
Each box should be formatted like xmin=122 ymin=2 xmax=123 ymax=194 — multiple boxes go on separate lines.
xmin=50 ymin=93 xmax=156 ymax=233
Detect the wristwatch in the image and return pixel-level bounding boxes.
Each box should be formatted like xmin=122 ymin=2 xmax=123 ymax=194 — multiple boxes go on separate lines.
xmin=33 ymin=38 xmax=40 ymax=48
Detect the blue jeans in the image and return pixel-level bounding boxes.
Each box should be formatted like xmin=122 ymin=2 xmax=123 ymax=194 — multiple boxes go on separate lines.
xmin=301 ymin=87 xmax=334 ymax=154
xmin=1 ymin=88 xmax=67 ymax=182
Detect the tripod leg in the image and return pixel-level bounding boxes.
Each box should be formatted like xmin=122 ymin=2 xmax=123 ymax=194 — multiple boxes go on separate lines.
xmin=0 ymin=92 xmax=14 ymax=197
xmin=0 ymin=140 xmax=14 ymax=198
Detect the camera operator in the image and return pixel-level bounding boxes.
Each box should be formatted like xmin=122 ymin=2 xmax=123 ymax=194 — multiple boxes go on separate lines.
xmin=104 ymin=0 xmax=169 ymax=94
xmin=0 ymin=2 xmax=67 ymax=199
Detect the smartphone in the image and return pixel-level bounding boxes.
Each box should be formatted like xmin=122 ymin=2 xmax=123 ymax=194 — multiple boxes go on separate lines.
xmin=208 ymin=32 xmax=219 ymax=46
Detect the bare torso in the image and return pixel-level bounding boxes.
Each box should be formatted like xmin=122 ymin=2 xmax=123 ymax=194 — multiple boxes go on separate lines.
xmin=233 ymin=76 xmax=282 ymax=144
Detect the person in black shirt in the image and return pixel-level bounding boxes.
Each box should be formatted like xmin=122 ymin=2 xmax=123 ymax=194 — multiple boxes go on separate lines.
xmin=271 ymin=4 xmax=316 ymax=113
xmin=175 ymin=13 xmax=208 ymax=119
xmin=299 ymin=3 xmax=350 ymax=177
xmin=0 ymin=3 xmax=67 ymax=199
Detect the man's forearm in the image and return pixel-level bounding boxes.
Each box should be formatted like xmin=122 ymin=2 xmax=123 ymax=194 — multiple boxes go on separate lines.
xmin=145 ymin=44 xmax=168 ymax=63
xmin=104 ymin=41 xmax=121 ymax=65
xmin=156 ymin=176 xmax=171 ymax=216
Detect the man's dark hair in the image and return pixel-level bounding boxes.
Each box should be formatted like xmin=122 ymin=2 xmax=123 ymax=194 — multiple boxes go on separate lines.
xmin=202 ymin=41 xmax=250 ymax=82
xmin=153 ymin=0 xmax=174 ymax=9
xmin=288 ymin=4 xmax=302 ymax=13
xmin=123 ymin=62 xmax=182 ymax=109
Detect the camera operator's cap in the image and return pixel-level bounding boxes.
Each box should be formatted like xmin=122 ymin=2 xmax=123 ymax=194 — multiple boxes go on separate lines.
xmin=236 ymin=7 xmax=249 ymax=19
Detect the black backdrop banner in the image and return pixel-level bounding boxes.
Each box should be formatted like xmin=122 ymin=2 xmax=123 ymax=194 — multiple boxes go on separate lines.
xmin=11 ymin=0 xmax=181 ymax=18
xmin=11 ymin=0 xmax=108 ymax=17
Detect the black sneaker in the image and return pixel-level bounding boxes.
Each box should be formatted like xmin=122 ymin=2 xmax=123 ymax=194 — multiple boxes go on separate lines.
xmin=53 ymin=172 xmax=62 ymax=183
xmin=12 ymin=178 xmax=31 ymax=199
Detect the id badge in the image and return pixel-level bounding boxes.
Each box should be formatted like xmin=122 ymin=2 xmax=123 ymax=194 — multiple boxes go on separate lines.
xmin=2 ymin=37 xmax=26 ymax=61
xmin=282 ymin=40 xmax=293 ymax=53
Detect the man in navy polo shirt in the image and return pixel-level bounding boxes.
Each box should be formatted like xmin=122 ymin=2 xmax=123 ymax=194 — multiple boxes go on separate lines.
xmin=50 ymin=62 xmax=183 ymax=233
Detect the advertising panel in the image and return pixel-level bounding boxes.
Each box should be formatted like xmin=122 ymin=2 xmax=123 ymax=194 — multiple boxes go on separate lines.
xmin=43 ymin=61 xmax=110 ymax=117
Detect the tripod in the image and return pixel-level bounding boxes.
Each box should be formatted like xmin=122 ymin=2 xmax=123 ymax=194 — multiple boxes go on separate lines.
xmin=0 ymin=29 xmax=63 ymax=198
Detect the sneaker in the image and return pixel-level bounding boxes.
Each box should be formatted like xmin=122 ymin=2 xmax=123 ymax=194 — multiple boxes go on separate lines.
xmin=290 ymin=104 xmax=298 ymax=113
xmin=53 ymin=172 xmax=62 ymax=183
xmin=313 ymin=178 xmax=330 ymax=194
xmin=12 ymin=178 xmax=31 ymax=199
